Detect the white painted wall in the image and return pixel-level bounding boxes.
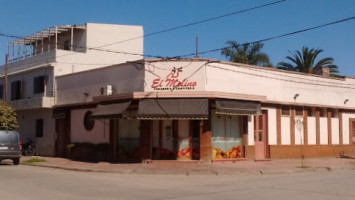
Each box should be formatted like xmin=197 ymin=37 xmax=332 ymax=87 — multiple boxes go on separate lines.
xmin=265 ymin=108 xmax=277 ymax=145
xmin=0 ymin=66 xmax=54 ymax=101
xmin=308 ymin=117 xmax=316 ymax=145
xmin=204 ymin=62 xmax=355 ymax=109
xmin=55 ymin=23 xmax=143 ymax=76
xmin=70 ymin=109 xmax=109 ymax=144
xmin=294 ymin=117 xmax=304 ymax=145
xmin=248 ymin=116 xmax=254 ymax=145
xmin=16 ymin=109 xmax=56 ymax=156
xmin=281 ymin=116 xmax=291 ymax=145
xmin=331 ymin=118 xmax=340 ymax=145
xmin=342 ymin=113 xmax=355 ymax=145
xmin=144 ymin=60 xmax=206 ymax=92
xmin=319 ymin=117 xmax=328 ymax=145
xmin=2 ymin=23 xmax=143 ymax=78
xmin=56 ymin=63 xmax=145 ymax=105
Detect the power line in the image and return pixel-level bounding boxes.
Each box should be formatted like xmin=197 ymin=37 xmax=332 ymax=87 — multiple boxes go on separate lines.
xmin=7 ymin=14 xmax=355 ymax=73
xmin=207 ymin=63 xmax=355 ymax=90
xmin=0 ymin=32 xmax=23 ymax=39
xmin=0 ymin=0 xmax=286 ymax=62
xmin=0 ymin=32 xmax=160 ymax=59
xmin=94 ymin=0 xmax=287 ymax=48
xmin=176 ymin=16 xmax=355 ymax=58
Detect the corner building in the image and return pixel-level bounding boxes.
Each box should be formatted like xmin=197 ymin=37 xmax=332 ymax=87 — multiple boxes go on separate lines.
xmin=54 ymin=58 xmax=355 ymax=162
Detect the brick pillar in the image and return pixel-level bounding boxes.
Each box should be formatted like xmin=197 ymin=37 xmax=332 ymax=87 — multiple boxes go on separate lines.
xmin=108 ymin=119 xmax=115 ymax=162
xmin=200 ymin=119 xmax=212 ymax=163
xmin=303 ymin=109 xmax=308 ymax=145
xmin=290 ymin=107 xmax=295 ymax=145
xmin=316 ymin=109 xmax=320 ymax=145
xmin=276 ymin=106 xmax=281 ymax=145
xmin=139 ymin=120 xmax=152 ymax=162
xmin=327 ymin=111 xmax=332 ymax=145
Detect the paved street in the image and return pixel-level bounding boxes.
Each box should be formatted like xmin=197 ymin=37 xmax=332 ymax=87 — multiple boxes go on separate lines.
xmin=0 ymin=164 xmax=355 ymax=200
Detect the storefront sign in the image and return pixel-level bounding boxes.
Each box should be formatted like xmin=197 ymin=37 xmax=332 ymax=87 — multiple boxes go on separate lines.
xmin=151 ymin=67 xmax=197 ymax=90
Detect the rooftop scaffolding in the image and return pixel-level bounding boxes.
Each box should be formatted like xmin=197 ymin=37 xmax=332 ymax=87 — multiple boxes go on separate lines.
xmin=7 ymin=24 xmax=86 ymax=62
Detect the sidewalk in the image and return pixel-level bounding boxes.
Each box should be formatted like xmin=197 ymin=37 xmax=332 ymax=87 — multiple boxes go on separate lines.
xmin=20 ymin=156 xmax=355 ymax=175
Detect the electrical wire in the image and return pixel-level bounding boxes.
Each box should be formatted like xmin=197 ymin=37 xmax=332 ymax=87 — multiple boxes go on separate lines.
xmin=206 ymin=63 xmax=355 ymax=90
xmin=92 ymin=0 xmax=286 ymax=48
xmin=244 ymin=64 xmax=355 ymax=87
xmin=176 ymin=16 xmax=355 ymax=58
xmin=0 ymin=32 xmax=23 ymax=39
xmin=0 ymin=0 xmax=286 ymax=62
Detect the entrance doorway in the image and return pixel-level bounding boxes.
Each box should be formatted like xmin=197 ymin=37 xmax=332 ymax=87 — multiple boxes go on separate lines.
xmin=350 ymin=118 xmax=355 ymax=145
xmin=55 ymin=118 xmax=70 ymax=157
xmin=254 ymin=110 xmax=270 ymax=160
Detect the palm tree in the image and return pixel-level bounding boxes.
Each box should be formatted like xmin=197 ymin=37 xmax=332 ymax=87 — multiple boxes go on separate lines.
xmin=277 ymin=47 xmax=338 ymax=75
xmin=221 ymin=41 xmax=271 ymax=66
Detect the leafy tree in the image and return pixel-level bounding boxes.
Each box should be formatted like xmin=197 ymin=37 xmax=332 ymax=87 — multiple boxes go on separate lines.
xmin=277 ymin=47 xmax=338 ymax=75
xmin=221 ymin=41 xmax=271 ymax=66
xmin=0 ymin=101 xmax=18 ymax=130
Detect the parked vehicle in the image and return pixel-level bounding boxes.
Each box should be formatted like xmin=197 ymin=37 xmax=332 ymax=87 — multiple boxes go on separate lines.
xmin=22 ymin=139 xmax=35 ymax=156
xmin=0 ymin=130 xmax=21 ymax=165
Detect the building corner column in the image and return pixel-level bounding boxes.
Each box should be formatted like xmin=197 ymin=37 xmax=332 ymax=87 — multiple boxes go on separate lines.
xmin=199 ymin=120 xmax=212 ymax=163
xmin=276 ymin=106 xmax=281 ymax=145
xmin=316 ymin=109 xmax=320 ymax=145
xmin=327 ymin=111 xmax=332 ymax=145
xmin=290 ymin=107 xmax=295 ymax=145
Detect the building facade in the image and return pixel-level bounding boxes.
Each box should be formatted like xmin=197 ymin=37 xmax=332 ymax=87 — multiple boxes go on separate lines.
xmin=54 ymin=58 xmax=355 ymax=162
xmin=0 ymin=23 xmax=143 ymax=156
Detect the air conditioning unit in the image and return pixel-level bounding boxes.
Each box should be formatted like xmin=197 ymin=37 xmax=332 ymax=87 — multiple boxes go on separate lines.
xmin=100 ymin=85 xmax=113 ymax=96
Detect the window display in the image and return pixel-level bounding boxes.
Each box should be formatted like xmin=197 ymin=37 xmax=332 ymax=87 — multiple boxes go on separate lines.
xmin=211 ymin=112 xmax=242 ymax=159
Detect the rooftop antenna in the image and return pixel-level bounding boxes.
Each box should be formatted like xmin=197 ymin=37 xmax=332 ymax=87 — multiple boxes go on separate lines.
xmin=194 ymin=36 xmax=199 ymax=58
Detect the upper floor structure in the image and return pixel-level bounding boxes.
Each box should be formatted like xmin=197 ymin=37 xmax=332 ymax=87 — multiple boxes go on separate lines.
xmin=0 ymin=23 xmax=144 ymax=110
xmin=56 ymin=58 xmax=355 ymax=111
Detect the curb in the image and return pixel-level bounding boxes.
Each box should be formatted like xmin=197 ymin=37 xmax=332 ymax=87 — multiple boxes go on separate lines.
xmin=19 ymin=162 xmax=342 ymax=176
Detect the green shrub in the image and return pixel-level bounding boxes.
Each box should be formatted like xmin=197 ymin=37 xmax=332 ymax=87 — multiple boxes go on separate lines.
xmin=0 ymin=101 xmax=18 ymax=130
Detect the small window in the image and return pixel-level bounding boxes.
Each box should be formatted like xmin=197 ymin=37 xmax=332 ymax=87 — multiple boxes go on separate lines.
xmin=0 ymin=85 xmax=3 ymax=99
xmin=295 ymin=107 xmax=303 ymax=116
xmin=281 ymin=105 xmax=290 ymax=116
xmin=307 ymin=107 xmax=315 ymax=117
xmin=83 ymin=111 xmax=95 ymax=131
xmin=11 ymin=80 xmax=22 ymax=101
xmin=33 ymin=76 xmax=46 ymax=94
xmin=36 ymin=119 xmax=44 ymax=138
xmin=64 ymin=40 xmax=70 ymax=50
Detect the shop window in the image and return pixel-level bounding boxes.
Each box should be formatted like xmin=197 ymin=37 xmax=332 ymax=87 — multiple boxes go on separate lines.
xmin=118 ymin=112 xmax=140 ymax=161
xmin=11 ymin=80 xmax=22 ymax=101
xmin=83 ymin=111 xmax=95 ymax=131
xmin=281 ymin=105 xmax=290 ymax=116
xmin=0 ymin=85 xmax=3 ymax=99
xmin=36 ymin=119 xmax=44 ymax=138
xmin=295 ymin=107 xmax=303 ymax=116
xmin=307 ymin=107 xmax=315 ymax=117
xmin=33 ymin=76 xmax=46 ymax=94
xmin=211 ymin=113 xmax=242 ymax=160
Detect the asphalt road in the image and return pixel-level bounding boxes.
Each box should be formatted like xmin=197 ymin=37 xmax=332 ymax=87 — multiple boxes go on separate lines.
xmin=0 ymin=163 xmax=354 ymax=200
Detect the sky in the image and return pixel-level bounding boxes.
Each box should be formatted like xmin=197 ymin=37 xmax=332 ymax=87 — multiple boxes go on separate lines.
xmin=1 ymin=0 xmax=355 ymax=76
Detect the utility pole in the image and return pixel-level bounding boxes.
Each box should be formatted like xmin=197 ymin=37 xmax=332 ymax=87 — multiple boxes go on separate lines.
xmin=4 ymin=54 xmax=8 ymax=104
xmin=194 ymin=36 xmax=199 ymax=58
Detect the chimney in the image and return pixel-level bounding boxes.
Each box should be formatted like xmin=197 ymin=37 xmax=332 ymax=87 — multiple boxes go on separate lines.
xmin=312 ymin=66 xmax=329 ymax=77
